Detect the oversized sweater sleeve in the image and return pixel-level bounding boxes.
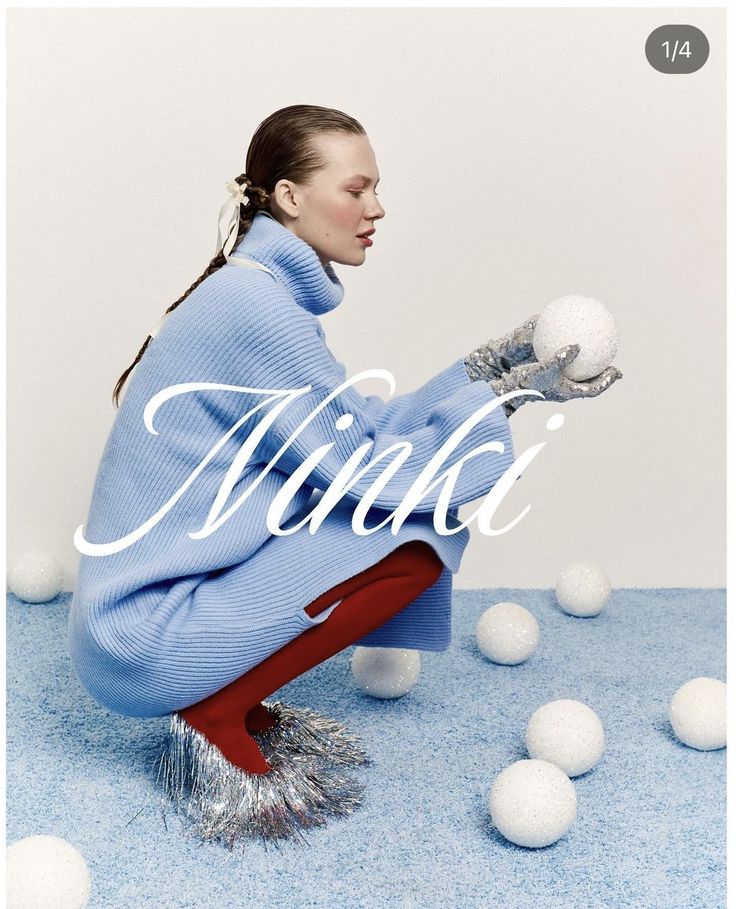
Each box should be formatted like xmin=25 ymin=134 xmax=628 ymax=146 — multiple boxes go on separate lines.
xmin=237 ymin=299 xmax=516 ymax=514
xmin=360 ymin=357 xmax=482 ymax=434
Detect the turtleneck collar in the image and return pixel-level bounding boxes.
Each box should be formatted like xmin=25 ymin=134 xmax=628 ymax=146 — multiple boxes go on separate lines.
xmin=229 ymin=210 xmax=345 ymax=315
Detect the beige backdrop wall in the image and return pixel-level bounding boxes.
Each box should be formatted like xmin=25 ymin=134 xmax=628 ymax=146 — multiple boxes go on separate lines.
xmin=6 ymin=7 xmax=726 ymax=590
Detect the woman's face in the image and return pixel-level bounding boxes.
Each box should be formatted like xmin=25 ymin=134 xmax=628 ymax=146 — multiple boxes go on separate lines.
xmin=272 ymin=132 xmax=385 ymax=267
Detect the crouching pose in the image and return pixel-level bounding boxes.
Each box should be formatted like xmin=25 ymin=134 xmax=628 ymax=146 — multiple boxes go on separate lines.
xmin=68 ymin=104 xmax=620 ymax=842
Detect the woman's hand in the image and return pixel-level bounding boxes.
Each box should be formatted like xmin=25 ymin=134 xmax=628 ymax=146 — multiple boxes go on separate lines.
xmin=489 ymin=345 xmax=623 ymax=416
xmin=464 ymin=314 xmax=541 ymax=381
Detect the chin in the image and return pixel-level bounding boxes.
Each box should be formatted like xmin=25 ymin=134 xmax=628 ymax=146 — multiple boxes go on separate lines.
xmin=328 ymin=250 xmax=366 ymax=267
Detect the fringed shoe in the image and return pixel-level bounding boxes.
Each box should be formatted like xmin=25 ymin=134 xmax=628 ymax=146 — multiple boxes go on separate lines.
xmin=156 ymin=700 xmax=370 ymax=848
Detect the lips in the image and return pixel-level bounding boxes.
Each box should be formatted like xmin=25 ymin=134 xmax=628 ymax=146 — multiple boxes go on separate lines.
xmin=356 ymin=229 xmax=375 ymax=238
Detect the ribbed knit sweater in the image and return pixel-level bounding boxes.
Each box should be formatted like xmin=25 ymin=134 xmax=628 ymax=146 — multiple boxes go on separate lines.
xmin=67 ymin=210 xmax=516 ymax=718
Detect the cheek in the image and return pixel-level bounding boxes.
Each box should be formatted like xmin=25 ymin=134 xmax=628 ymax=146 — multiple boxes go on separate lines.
xmin=322 ymin=197 xmax=360 ymax=229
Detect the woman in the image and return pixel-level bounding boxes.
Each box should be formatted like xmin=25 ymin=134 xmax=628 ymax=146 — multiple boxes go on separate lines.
xmin=68 ymin=104 xmax=620 ymax=811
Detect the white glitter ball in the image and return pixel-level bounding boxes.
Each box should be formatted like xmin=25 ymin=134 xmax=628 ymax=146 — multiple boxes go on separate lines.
xmin=489 ymin=759 xmax=577 ymax=848
xmin=350 ymin=646 xmax=421 ymax=699
xmin=555 ymin=563 xmax=611 ymax=617
xmin=476 ymin=602 xmax=539 ymax=665
xmin=6 ymin=835 xmax=91 ymax=909
xmin=7 ymin=550 xmax=65 ymax=604
xmin=669 ymin=676 xmax=727 ymax=751
xmin=532 ymin=295 xmax=618 ymax=381
xmin=525 ymin=699 xmax=605 ymax=776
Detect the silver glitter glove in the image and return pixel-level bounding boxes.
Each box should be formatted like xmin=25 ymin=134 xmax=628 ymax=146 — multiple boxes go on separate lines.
xmin=464 ymin=314 xmax=540 ymax=381
xmin=488 ymin=345 xmax=623 ymax=417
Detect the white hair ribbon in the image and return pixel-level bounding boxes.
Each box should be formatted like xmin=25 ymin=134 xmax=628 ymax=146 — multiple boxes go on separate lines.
xmin=216 ymin=178 xmax=249 ymax=259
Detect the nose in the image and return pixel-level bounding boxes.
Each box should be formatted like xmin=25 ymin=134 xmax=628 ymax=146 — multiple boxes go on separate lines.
xmin=367 ymin=197 xmax=385 ymax=221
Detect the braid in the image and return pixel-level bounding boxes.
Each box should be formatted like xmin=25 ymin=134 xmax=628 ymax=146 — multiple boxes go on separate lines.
xmin=243 ymin=176 xmax=271 ymax=209
xmin=111 ymin=173 xmax=262 ymax=408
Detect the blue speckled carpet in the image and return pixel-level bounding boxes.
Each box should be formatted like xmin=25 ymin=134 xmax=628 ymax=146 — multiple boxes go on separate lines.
xmin=6 ymin=588 xmax=725 ymax=909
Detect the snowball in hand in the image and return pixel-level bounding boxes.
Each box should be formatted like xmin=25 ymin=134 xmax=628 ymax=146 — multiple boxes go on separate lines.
xmin=669 ymin=677 xmax=727 ymax=750
xmin=489 ymin=759 xmax=577 ymax=848
xmin=7 ymin=549 xmax=64 ymax=603
xmin=350 ymin=646 xmax=421 ymax=699
xmin=555 ymin=563 xmax=611 ymax=617
xmin=6 ymin=835 xmax=91 ymax=909
xmin=525 ymin=699 xmax=605 ymax=776
xmin=533 ymin=295 xmax=618 ymax=381
xmin=476 ymin=602 xmax=539 ymax=665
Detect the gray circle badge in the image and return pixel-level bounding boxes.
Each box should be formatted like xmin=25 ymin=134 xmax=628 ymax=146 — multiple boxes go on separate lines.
xmin=646 ymin=25 xmax=709 ymax=74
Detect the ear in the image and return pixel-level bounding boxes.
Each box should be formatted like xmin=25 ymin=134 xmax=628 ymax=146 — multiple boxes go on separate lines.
xmin=272 ymin=179 xmax=300 ymax=219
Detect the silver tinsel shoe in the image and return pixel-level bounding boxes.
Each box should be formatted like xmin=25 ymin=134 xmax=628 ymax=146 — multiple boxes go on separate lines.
xmin=156 ymin=700 xmax=371 ymax=849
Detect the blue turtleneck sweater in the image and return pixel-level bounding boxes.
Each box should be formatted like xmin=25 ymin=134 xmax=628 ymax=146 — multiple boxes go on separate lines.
xmin=67 ymin=210 xmax=515 ymax=718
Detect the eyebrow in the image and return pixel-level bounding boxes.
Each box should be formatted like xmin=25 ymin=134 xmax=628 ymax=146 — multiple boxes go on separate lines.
xmin=345 ymin=174 xmax=380 ymax=184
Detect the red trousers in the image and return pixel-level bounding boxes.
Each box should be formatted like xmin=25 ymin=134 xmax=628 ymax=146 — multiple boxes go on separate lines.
xmin=180 ymin=540 xmax=444 ymax=774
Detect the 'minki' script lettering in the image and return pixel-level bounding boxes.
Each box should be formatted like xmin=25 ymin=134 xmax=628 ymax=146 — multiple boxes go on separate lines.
xmin=74 ymin=370 xmax=559 ymax=556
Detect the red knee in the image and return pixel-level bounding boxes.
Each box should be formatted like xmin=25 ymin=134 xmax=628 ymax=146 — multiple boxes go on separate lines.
xmin=390 ymin=540 xmax=444 ymax=588
xmin=304 ymin=541 xmax=444 ymax=620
